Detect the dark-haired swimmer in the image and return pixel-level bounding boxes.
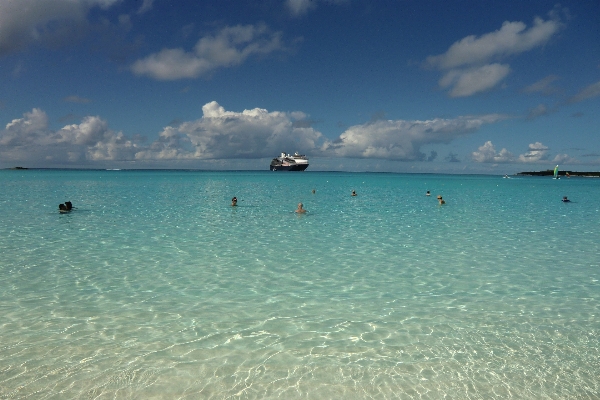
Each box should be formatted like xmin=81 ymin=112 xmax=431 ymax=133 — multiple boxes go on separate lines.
xmin=562 ymin=196 xmax=570 ymax=202
xmin=437 ymin=195 xmax=446 ymax=205
xmin=59 ymin=203 xmax=69 ymax=213
xmin=231 ymin=197 xmax=237 ymax=206
xmin=426 ymin=190 xmax=430 ymax=196
xmin=295 ymin=202 xmax=307 ymax=213
xmin=65 ymin=201 xmax=73 ymax=211
xmin=351 ymin=190 xmax=357 ymax=196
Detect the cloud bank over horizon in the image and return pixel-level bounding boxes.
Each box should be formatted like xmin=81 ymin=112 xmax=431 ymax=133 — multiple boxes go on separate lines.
xmin=1 ymin=102 xmax=584 ymax=169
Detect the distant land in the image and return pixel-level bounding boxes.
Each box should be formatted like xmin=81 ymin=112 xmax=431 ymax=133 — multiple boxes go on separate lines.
xmin=517 ymin=170 xmax=600 ymax=177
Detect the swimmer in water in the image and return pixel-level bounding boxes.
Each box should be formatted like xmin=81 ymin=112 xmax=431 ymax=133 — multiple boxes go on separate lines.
xmin=231 ymin=197 xmax=237 ymax=206
xmin=295 ymin=202 xmax=307 ymax=213
xmin=59 ymin=201 xmax=74 ymax=213
xmin=426 ymin=190 xmax=430 ymax=196
xmin=562 ymin=196 xmax=570 ymax=202
xmin=351 ymin=190 xmax=357 ymax=196
xmin=437 ymin=195 xmax=445 ymax=205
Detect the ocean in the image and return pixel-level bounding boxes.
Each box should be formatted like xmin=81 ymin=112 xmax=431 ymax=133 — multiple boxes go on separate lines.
xmin=0 ymin=169 xmax=598 ymax=399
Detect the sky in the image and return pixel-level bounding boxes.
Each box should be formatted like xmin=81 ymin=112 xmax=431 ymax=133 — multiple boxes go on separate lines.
xmin=1 ymin=0 xmax=599 ymax=173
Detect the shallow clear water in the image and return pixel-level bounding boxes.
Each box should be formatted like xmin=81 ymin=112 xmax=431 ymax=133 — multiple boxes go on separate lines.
xmin=0 ymin=170 xmax=598 ymax=399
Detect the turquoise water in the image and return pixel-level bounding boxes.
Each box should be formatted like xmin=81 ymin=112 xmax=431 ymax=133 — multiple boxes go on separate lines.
xmin=0 ymin=170 xmax=598 ymax=399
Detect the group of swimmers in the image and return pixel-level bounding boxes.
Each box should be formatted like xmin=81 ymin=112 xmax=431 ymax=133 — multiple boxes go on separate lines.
xmin=231 ymin=188 xmax=446 ymax=215
xmin=61 ymin=190 xmax=572 ymax=215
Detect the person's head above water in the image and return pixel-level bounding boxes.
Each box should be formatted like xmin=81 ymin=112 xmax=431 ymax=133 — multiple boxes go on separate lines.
xmin=231 ymin=197 xmax=237 ymax=206
xmin=295 ymin=202 xmax=306 ymax=213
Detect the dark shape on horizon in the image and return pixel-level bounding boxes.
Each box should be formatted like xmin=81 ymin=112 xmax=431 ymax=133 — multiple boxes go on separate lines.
xmin=517 ymin=170 xmax=600 ymax=177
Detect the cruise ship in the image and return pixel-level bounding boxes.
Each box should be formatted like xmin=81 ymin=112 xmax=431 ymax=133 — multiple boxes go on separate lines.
xmin=269 ymin=152 xmax=309 ymax=171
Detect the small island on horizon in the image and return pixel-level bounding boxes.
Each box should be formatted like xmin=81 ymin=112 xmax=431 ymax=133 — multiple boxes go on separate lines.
xmin=517 ymin=169 xmax=600 ymax=177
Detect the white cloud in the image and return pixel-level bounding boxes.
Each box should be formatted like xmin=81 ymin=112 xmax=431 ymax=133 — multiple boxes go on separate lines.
xmin=473 ymin=141 xmax=577 ymax=165
xmin=568 ymin=80 xmax=600 ymax=103
xmin=518 ymin=142 xmax=549 ymax=163
xmin=322 ymin=114 xmax=504 ymax=161
xmin=0 ymin=0 xmax=120 ymax=55
xmin=136 ymin=101 xmax=323 ymax=160
xmin=131 ymin=24 xmax=284 ymax=80
xmin=1 ymin=108 xmax=50 ymax=146
xmin=0 ymin=109 xmax=139 ymax=164
xmin=471 ymin=141 xmax=514 ymax=163
xmin=1 ymin=105 xmax=506 ymax=166
xmin=426 ymin=12 xmax=563 ymax=97
xmin=440 ymin=64 xmax=510 ymax=98
xmin=552 ymin=154 xmax=576 ymax=164
xmin=426 ymin=18 xmax=562 ymax=70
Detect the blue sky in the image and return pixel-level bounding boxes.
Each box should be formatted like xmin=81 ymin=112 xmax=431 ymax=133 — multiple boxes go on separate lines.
xmin=1 ymin=0 xmax=599 ymax=173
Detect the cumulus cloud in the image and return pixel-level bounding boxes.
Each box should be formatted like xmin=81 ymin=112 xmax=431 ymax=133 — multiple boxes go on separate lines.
xmin=473 ymin=141 xmax=577 ymax=165
xmin=518 ymin=142 xmax=549 ymax=163
xmin=0 ymin=0 xmax=120 ymax=56
xmin=425 ymin=11 xmax=563 ymax=97
xmin=471 ymin=141 xmax=514 ymax=163
xmin=568 ymin=80 xmax=600 ymax=103
xmin=0 ymin=108 xmax=139 ymax=164
xmin=321 ymin=114 xmax=505 ymax=161
xmin=136 ymin=101 xmax=322 ymax=160
xmin=131 ymin=24 xmax=284 ymax=80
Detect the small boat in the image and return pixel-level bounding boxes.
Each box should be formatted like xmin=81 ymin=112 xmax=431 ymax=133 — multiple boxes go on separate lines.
xmin=553 ymin=165 xmax=560 ymax=179
xmin=270 ymin=152 xmax=309 ymax=171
